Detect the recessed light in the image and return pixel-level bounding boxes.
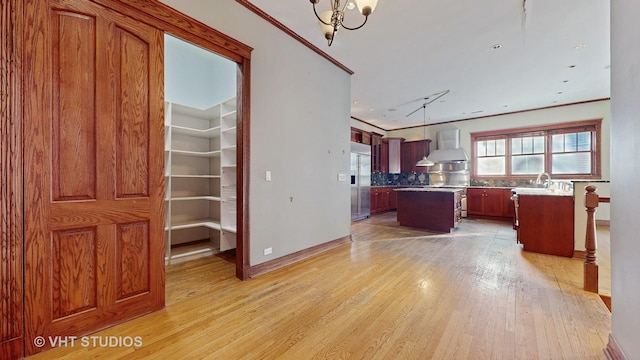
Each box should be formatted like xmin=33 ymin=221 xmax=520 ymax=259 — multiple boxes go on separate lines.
xmin=388 ymin=108 xmax=397 ymax=112
xmin=353 ymin=101 xmax=359 ymax=105
xmin=503 ymin=105 xmax=509 ymax=108
xmin=557 ymin=91 xmax=563 ymax=94
xmin=368 ymin=108 xmax=375 ymax=112
xmin=568 ymin=65 xmax=576 ymax=68
xmin=575 ymin=43 xmax=586 ymax=49
xmin=491 ymin=44 xmax=502 ymax=50
xmin=563 ymin=80 xmax=569 ymax=83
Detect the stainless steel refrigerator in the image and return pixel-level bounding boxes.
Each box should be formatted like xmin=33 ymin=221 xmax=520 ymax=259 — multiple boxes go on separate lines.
xmin=351 ymin=142 xmax=371 ymax=221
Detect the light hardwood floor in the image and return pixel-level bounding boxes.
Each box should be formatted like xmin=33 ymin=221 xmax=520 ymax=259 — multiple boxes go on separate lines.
xmin=28 ymin=213 xmax=611 ymax=359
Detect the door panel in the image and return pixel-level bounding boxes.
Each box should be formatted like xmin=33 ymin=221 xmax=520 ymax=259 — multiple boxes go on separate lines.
xmin=24 ymin=0 xmax=165 ymax=355
xmin=51 ymin=10 xmax=97 ymax=201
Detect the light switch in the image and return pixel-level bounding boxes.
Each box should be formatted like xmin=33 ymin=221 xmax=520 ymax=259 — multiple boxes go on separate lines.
xmin=266 ymin=170 xmax=272 ymax=181
xmin=338 ymin=173 xmax=347 ymax=182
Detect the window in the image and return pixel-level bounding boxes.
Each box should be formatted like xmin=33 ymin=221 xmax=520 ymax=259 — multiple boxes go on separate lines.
xmin=471 ymin=120 xmax=601 ymax=179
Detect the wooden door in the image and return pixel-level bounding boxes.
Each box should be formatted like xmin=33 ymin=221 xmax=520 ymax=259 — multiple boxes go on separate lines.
xmin=23 ymin=0 xmax=165 ymax=355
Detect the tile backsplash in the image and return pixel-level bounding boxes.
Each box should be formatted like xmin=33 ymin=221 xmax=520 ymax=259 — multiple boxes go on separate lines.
xmin=372 ymin=173 xmax=543 ymax=188
xmin=470 ymin=178 xmax=538 ymax=187
xmin=371 ymin=172 xmax=430 ymax=187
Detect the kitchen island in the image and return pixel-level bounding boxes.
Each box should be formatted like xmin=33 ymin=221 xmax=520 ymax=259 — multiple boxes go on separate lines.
xmin=512 ymin=187 xmax=575 ymax=257
xmin=395 ymin=188 xmax=463 ymax=233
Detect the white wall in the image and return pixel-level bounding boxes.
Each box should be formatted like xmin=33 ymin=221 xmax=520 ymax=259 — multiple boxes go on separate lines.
xmin=388 ymin=100 xmax=611 ymax=180
xmin=164 ymin=34 xmax=236 ymax=109
xmin=160 ymin=0 xmax=352 ymax=266
xmin=610 ymin=0 xmax=640 ymax=357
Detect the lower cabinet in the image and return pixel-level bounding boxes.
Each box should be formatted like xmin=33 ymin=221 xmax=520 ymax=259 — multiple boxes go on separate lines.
xmin=467 ymin=187 xmax=515 ymax=219
xmin=517 ymin=194 xmax=574 ymax=257
xmin=371 ymin=187 xmax=397 ymax=214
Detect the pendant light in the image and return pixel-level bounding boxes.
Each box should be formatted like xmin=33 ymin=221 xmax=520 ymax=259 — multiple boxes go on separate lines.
xmin=310 ymin=0 xmax=379 ymax=46
xmin=404 ymin=90 xmax=449 ymax=167
xmin=415 ymin=103 xmax=434 ymax=167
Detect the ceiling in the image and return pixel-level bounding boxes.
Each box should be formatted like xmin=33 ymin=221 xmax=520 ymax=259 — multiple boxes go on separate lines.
xmin=246 ymin=0 xmax=610 ymax=130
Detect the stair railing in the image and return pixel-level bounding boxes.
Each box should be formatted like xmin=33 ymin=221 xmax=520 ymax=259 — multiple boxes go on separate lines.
xmin=583 ymin=185 xmax=599 ymax=293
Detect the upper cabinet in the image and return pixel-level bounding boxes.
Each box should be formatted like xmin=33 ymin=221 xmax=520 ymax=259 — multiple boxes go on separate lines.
xmin=371 ymin=132 xmax=383 ymax=173
xmin=401 ymin=139 xmax=431 ymax=173
xmin=351 ymin=127 xmax=371 ymax=145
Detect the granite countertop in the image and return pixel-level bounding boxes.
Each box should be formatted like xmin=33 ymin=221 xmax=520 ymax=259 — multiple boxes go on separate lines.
xmin=395 ymin=187 xmax=463 ymax=193
xmin=512 ymin=187 xmax=573 ymax=197
xmin=467 ymin=186 xmax=514 ymax=189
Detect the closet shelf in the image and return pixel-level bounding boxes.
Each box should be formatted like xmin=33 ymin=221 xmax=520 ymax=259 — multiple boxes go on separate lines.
xmin=171 ymin=174 xmax=221 ymax=179
xmin=221 ymin=225 xmax=237 ymax=233
xmin=165 ymin=96 xmax=238 ymax=264
xmin=170 ymin=195 xmax=221 ymax=202
xmin=171 ymin=124 xmax=221 ymax=138
xmin=170 ymin=219 xmax=222 ymax=231
xmin=171 ymin=149 xmax=221 ymax=158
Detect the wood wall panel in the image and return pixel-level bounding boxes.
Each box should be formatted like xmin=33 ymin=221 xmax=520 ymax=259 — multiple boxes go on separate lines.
xmin=52 ymin=10 xmax=97 ymax=201
xmin=116 ymin=221 xmax=149 ymax=299
xmin=52 ymin=228 xmax=97 ymax=319
xmin=116 ymin=27 xmax=150 ymax=198
xmin=0 ymin=0 xmax=23 ymax=358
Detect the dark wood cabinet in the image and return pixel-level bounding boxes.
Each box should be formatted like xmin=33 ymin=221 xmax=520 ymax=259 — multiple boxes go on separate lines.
xmin=371 ymin=187 xmax=397 ymax=214
xmin=396 ymin=189 xmax=462 ymax=233
xmin=467 ymin=187 xmax=514 ymax=219
xmin=361 ymin=131 xmax=371 ymax=145
xmin=350 ymin=127 xmax=372 ymax=145
xmin=517 ymin=195 xmax=574 ymax=257
xmin=350 ymin=127 xmax=360 ymax=142
xmin=401 ymin=139 xmax=431 ymax=173
xmin=380 ymin=141 xmax=389 ymax=173
xmin=371 ymin=133 xmax=383 ymax=173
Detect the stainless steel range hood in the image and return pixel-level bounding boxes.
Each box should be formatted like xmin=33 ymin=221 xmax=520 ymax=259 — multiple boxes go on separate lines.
xmin=426 ymin=129 xmax=469 ymax=162
xmin=426 ymin=129 xmax=470 ymax=187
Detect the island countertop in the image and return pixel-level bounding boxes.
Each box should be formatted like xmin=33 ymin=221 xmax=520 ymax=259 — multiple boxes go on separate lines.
xmin=395 ymin=187 xmax=463 ymax=193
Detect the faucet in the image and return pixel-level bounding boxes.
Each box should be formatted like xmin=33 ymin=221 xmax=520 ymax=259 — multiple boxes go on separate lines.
xmin=536 ymin=172 xmax=551 ymax=189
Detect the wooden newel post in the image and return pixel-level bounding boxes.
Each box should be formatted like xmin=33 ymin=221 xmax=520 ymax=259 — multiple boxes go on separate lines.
xmin=584 ymin=185 xmax=599 ymax=293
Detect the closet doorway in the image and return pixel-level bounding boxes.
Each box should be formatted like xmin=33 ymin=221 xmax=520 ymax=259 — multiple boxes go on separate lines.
xmin=164 ymin=34 xmax=239 ymax=266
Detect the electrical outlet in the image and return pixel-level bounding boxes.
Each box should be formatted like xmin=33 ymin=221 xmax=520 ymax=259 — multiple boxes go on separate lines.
xmin=263 ymin=247 xmax=272 ymax=255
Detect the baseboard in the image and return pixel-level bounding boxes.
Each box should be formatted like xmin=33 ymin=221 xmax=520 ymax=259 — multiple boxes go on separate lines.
xmin=249 ymin=235 xmax=352 ymax=278
xmin=600 ymin=294 xmax=611 ymax=312
xmin=605 ymin=333 xmax=627 ymax=360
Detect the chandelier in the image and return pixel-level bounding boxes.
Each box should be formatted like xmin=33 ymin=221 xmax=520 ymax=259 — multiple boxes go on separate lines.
xmin=310 ymin=0 xmax=379 ymax=46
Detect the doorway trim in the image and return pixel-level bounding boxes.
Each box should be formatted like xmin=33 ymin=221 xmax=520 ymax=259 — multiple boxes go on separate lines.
xmin=0 ymin=0 xmax=23 ymax=356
